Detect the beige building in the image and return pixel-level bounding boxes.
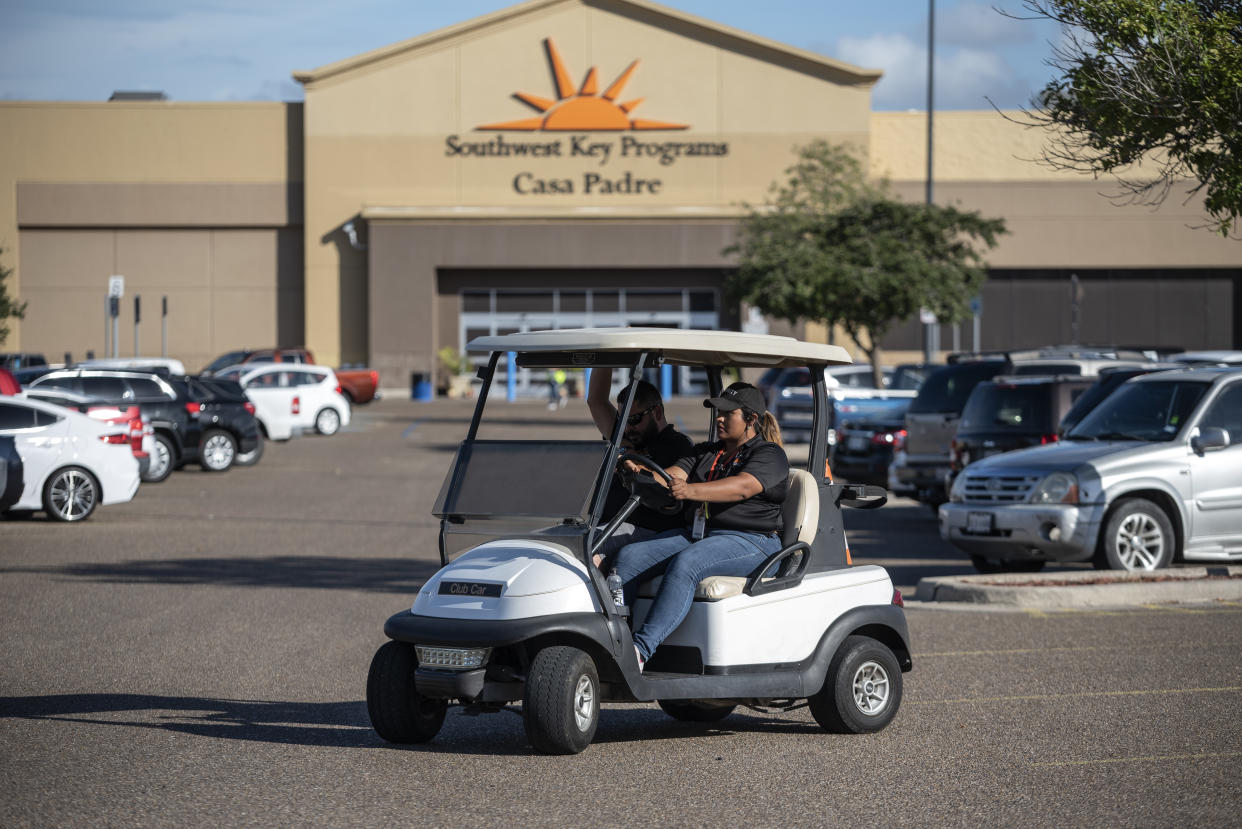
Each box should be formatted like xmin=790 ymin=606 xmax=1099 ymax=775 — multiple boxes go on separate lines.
xmin=2 ymin=0 xmax=1237 ymax=390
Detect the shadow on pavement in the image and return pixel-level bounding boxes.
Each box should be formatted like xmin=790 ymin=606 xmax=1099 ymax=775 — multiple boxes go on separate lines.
xmin=0 ymin=694 xmax=827 ymax=755
xmin=0 ymin=556 xmax=439 ymax=593
xmin=0 ymin=693 xmax=375 ymax=748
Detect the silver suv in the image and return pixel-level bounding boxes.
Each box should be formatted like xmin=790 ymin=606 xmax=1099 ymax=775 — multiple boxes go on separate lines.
xmin=939 ymin=367 xmax=1242 ymax=572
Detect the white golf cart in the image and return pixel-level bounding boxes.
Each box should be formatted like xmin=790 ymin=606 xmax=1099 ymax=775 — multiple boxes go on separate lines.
xmin=367 ymin=329 xmax=911 ymax=754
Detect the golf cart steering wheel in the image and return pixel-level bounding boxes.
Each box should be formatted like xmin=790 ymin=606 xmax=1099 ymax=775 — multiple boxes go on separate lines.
xmin=618 ymin=451 xmax=682 ymax=516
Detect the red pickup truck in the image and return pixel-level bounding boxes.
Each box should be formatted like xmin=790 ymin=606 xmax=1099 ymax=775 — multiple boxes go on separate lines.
xmin=201 ymin=348 xmax=380 ymax=404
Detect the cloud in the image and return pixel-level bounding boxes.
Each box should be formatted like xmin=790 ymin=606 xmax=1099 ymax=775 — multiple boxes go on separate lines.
xmin=835 ymin=31 xmax=1031 ymax=110
xmin=938 ymin=1 xmax=1035 ymax=48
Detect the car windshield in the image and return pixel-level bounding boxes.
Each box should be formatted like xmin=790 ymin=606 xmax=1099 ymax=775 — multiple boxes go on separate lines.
xmin=909 ymin=362 xmax=1005 ymax=414
xmin=1059 ymin=372 xmax=1138 ymax=434
xmin=1067 ymin=380 xmax=1209 ymax=442
xmin=203 ymin=351 xmax=249 ymax=374
xmin=958 ymin=383 xmax=1054 ymax=433
xmin=890 ymin=365 xmax=932 ymax=390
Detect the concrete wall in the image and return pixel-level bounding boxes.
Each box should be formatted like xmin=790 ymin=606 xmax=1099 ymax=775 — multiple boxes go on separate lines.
xmin=0 ymin=101 xmax=303 ymax=366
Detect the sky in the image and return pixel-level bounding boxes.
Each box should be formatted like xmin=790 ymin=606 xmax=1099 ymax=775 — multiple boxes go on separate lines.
xmin=0 ymin=0 xmax=1064 ymax=111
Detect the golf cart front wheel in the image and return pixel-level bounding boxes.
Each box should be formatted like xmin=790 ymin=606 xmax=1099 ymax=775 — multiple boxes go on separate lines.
xmin=657 ymin=700 xmax=736 ymax=722
xmin=366 ymin=641 xmax=447 ymax=744
xmin=809 ymin=635 xmax=902 ymax=734
xmin=523 ymin=645 xmax=599 ymax=755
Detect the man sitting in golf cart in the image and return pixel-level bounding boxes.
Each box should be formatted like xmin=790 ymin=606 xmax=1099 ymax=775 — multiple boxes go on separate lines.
xmin=613 ymin=382 xmax=787 ymax=670
xmin=586 ymin=367 xmax=694 ymax=562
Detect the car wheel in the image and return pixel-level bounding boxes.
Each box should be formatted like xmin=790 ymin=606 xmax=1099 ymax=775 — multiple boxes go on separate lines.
xmin=234 ymin=435 xmax=264 ymax=467
xmin=809 ymin=635 xmax=902 ymax=734
xmin=42 ymin=466 xmax=100 ymax=522
xmin=657 ymin=700 xmax=736 ymax=722
xmin=366 ymin=641 xmax=447 ymax=744
xmin=314 ymin=407 xmax=341 ymax=436
xmin=142 ymin=433 xmax=175 ymax=483
xmin=1097 ymin=497 xmax=1175 ymax=571
xmin=198 ymin=429 xmax=236 ymax=472
xmin=523 ymin=645 xmax=599 ymax=755
xmin=969 ymin=555 xmax=1046 ymax=574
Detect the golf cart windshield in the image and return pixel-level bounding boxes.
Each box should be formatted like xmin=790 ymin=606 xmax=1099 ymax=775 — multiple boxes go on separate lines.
xmin=433 ymin=439 xmax=612 ymax=560
xmin=433 ymin=440 xmax=611 ymax=521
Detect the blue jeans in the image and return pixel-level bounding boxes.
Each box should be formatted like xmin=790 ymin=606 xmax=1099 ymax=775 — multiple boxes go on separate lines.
xmin=612 ymin=527 xmax=782 ymax=660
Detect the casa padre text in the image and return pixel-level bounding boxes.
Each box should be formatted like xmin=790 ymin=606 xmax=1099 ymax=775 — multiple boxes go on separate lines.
xmin=444 ymin=133 xmax=730 ymax=195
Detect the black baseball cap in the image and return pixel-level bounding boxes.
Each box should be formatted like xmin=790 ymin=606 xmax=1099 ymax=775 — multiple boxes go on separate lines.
xmin=704 ymin=382 xmax=766 ymax=414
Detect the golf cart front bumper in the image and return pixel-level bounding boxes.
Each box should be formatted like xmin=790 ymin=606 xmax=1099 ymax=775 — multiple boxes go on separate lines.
xmin=385 ymin=610 xmax=621 ymax=702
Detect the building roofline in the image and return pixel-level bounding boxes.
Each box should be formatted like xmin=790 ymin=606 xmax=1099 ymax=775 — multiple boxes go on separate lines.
xmin=292 ymin=0 xmax=881 ymax=88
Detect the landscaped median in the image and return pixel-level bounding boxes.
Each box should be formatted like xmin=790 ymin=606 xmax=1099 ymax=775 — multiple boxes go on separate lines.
xmin=914 ymin=566 xmax=1242 ymax=608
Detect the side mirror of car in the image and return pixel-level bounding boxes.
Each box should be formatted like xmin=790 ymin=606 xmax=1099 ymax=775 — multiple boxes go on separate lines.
xmin=1191 ymin=426 xmax=1230 ymax=454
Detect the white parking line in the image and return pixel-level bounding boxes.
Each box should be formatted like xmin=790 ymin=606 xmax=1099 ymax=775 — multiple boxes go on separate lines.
xmin=910 ymin=686 xmax=1242 ymax=705
xmin=1032 ymin=751 xmax=1242 ymax=768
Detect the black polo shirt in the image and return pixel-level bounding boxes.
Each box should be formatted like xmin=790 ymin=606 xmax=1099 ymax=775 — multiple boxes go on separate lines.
xmin=602 ymin=424 xmax=695 ymax=532
xmin=674 ymin=436 xmax=789 ymax=532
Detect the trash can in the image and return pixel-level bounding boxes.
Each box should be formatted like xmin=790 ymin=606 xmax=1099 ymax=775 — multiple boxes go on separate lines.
xmin=411 ymin=372 xmax=433 ymax=401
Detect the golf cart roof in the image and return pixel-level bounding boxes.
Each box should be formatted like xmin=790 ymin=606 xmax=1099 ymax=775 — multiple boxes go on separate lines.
xmin=467 ymin=328 xmax=852 ymax=369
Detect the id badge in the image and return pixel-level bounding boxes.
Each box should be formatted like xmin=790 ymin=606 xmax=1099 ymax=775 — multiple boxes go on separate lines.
xmin=691 ymin=506 xmax=706 ymax=540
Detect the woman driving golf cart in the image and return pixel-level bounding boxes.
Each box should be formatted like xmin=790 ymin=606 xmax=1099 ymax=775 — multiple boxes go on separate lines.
xmin=368 ymin=329 xmax=910 ymax=755
xmin=613 ymin=381 xmax=787 ymax=670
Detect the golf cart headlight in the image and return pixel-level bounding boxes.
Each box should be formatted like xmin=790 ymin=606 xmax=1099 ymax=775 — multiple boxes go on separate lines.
xmin=1029 ymin=472 xmax=1078 ymax=505
xmin=949 ymin=473 xmax=968 ymax=503
xmin=415 ymin=646 xmax=492 ymax=671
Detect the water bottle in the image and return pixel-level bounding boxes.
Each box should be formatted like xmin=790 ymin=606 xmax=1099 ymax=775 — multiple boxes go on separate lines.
xmin=607 ymin=569 xmax=625 ymax=609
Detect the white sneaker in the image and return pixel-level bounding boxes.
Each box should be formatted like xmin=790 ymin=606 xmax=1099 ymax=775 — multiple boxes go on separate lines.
xmin=634 ymin=644 xmax=646 ymax=674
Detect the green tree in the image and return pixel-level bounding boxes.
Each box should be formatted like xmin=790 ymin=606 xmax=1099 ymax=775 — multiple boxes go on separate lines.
xmin=727 ymin=141 xmax=1006 ymax=385
xmin=1017 ymin=0 xmax=1242 ymax=236
xmin=0 ymin=247 xmax=27 ymax=346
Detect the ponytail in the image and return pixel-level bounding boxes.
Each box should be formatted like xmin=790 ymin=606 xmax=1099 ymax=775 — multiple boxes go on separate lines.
xmin=758 ymin=411 xmax=783 ymax=447
xmin=742 ymin=406 xmax=783 ymax=446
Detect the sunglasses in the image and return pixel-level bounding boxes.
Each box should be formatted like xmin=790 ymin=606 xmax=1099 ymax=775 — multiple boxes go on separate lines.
xmin=626 ymin=405 xmax=657 ymax=426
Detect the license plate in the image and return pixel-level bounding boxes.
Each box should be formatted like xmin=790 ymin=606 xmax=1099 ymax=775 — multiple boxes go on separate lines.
xmin=967 ymin=511 xmax=994 ymax=534
xmin=847 ymin=435 xmax=869 ymax=452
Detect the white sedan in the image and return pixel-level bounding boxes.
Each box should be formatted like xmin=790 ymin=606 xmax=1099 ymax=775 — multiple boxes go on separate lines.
xmin=0 ymin=396 xmax=140 ymax=521
xmin=222 ymin=363 xmax=351 ymax=440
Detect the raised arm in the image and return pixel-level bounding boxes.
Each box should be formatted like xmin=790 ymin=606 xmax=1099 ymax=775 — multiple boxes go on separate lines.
xmin=586 ymin=367 xmax=619 ymax=439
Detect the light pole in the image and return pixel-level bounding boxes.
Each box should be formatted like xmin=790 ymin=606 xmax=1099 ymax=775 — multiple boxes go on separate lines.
xmin=923 ymin=0 xmax=937 ymax=363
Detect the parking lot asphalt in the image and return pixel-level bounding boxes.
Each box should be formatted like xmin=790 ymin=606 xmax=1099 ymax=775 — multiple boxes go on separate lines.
xmin=2 ymin=396 xmax=1240 ymax=827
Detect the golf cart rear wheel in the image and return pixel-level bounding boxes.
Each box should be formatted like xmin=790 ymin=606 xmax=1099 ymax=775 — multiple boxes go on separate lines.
xmin=657 ymin=700 xmax=736 ymax=722
xmin=809 ymin=635 xmax=902 ymax=734
xmin=523 ymin=646 xmax=599 ymax=755
xmin=366 ymin=641 xmax=447 ymax=744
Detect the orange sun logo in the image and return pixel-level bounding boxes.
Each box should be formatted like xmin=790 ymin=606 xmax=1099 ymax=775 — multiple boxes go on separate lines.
xmin=477 ymin=38 xmax=689 ymax=131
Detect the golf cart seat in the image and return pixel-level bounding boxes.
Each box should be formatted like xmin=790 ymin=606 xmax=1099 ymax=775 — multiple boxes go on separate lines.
xmin=637 ymin=468 xmax=820 ymax=601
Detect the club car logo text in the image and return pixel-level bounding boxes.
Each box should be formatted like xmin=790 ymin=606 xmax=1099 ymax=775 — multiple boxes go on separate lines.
xmin=438 ymin=581 xmax=503 ymax=598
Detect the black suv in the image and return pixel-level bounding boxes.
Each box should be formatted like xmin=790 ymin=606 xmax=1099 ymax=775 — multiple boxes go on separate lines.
xmin=26 ymin=369 xmax=260 ymax=480
xmin=896 ymin=360 xmax=1008 ymax=506
xmin=949 ymin=375 xmax=1095 ymax=479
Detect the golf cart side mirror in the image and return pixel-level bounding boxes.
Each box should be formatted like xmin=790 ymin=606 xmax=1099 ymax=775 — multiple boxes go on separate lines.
xmin=837 ymin=484 xmax=888 ymax=510
xmin=1191 ymin=426 xmax=1230 ymax=454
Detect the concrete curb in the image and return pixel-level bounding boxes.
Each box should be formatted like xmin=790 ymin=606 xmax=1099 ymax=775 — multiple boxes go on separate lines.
xmin=915 ymin=565 xmax=1242 ymax=608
